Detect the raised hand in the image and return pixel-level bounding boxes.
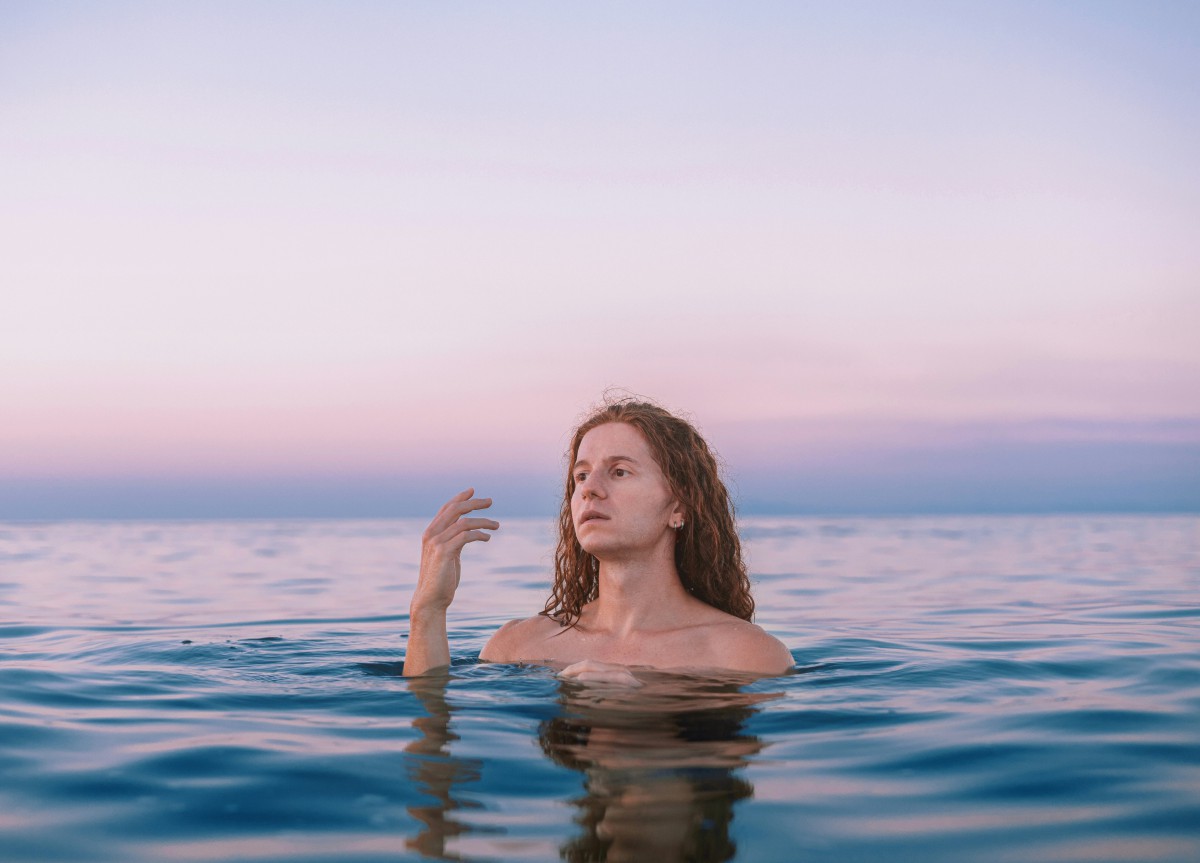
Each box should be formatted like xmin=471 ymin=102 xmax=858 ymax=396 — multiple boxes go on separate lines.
xmin=404 ymin=488 xmax=499 ymax=676
xmin=412 ymin=488 xmax=500 ymax=615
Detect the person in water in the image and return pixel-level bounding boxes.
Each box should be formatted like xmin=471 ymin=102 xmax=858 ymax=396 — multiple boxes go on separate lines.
xmin=402 ymin=399 xmax=793 ymax=680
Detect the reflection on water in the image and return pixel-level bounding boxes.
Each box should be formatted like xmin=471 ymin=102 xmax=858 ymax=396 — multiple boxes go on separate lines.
xmin=405 ymin=669 xmax=777 ymax=862
xmin=2 ymin=516 xmax=1198 ymax=862
xmin=404 ymin=676 xmax=485 ymax=859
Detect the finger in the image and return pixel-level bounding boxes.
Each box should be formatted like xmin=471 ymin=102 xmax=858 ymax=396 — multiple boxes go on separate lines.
xmin=435 ymin=488 xmax=474 ymax=516
xmin=453 ymin=517 xmax=501 ymax=533
xmin=601 ymin=671 xmax=641 ymax=687
xmin=574 ymin=670 xmax=642 ymax=687
xmin=559 ymin=659 xmax=597 ymax=677
xmin=456 ymin=497 xmax=494 ymax=515
xmin=437 ymin=495 xmax=493 ymax=526
xmin=428 ymin=491 xmax=492 ymax=534
xmin=434 ymin=517 xmax=499 ymax=547
xmin=426 ymin=492 xmax=467 ymax=535
xmin=445 ymin=529 xmax=494 ymax=551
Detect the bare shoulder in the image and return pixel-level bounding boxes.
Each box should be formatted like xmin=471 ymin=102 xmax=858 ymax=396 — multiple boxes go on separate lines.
xmin=480 ymin=614 xmax=561 ymax=662
xmin=704 ymin=616 xmax=794 ymax=676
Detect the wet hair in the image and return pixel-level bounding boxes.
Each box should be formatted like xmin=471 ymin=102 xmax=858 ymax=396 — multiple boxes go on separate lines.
xmin=541 ymin=398 xmax=754 ymax=627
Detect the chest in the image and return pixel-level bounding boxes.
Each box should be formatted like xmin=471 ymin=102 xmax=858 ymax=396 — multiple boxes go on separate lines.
xmin=523 ymin=624 xmax=716 ymax=669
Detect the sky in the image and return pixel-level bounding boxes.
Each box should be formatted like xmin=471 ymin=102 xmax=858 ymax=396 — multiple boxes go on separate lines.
xmin=2 ymin=1 xmax=1198 ymax=518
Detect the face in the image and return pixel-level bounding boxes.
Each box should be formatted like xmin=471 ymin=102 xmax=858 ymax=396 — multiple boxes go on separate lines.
xmin=570 ymin=422 xmax=683 ymax=560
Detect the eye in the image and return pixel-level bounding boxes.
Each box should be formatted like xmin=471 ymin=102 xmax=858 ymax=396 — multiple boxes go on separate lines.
xmin=613 ymin=467 xmax=628 ymax=477
xmin=574 ymin=471 xmax=588 ymax=483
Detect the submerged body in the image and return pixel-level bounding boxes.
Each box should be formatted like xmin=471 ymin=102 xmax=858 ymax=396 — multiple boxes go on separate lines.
xmin=404 ymin=403 xmax=792 ymax=679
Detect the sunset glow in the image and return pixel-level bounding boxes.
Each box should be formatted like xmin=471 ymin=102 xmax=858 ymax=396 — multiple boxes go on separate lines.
xmin=2 ymin=2 xmax=1197 ymax=517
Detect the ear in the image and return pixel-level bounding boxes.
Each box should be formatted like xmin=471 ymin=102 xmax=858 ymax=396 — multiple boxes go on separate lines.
xmin=669 ymin=500 xmax=687 ymax=530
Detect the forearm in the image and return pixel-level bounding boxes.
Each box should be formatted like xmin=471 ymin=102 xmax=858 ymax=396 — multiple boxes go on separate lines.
xmin=403 ymin=606 xmax=451 ymax=676
xmin=405 ymin=489 xmax=498 ymax=676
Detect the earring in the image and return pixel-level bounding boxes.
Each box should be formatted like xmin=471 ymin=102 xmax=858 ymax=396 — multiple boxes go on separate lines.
xmin=673 ymin=521 xmax=684 ymax=530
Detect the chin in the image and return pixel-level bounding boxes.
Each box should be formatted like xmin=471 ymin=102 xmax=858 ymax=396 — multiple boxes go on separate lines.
xmin=575 ymin=533 xmax=611 ymax=558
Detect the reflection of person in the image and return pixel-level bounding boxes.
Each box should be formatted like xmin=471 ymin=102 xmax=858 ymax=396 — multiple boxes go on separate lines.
xmin=539 ymin=674 xmax=768 ymax=863
xmin=402 ymin=676 xmax=482 ymax=859
xmin=403 ymin=398 xmax=792 ymax=678
xmin=401 ymin=668 xmax=774 ymax=862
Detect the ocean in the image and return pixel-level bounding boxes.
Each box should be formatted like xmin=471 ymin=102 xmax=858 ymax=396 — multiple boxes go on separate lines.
xmin=1 ymin=515 xmax=1198 ymax=862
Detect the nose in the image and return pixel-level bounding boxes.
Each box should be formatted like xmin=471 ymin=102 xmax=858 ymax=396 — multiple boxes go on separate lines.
xmin=578 ymin=473 xmax=605 ymax=499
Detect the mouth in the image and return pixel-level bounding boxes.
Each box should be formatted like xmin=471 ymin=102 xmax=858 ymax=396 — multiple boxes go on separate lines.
xmin=579 ymin=512 xmax=609 ymax=525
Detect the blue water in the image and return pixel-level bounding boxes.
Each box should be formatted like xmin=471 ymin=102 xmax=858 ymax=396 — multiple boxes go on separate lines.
xmin=1 ymin=515 xmax=1198 ymax=862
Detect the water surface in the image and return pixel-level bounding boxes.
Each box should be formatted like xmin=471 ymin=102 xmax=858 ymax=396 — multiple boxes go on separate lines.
xmin=1 ymin=515 xmax=1198 ymax=861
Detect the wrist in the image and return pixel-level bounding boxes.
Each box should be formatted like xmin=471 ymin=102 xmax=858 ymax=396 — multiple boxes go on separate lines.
xmin=409 ymin=601 xmax=449 ymax=624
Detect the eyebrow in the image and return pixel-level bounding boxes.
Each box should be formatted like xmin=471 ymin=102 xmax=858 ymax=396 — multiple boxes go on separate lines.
xmin=573 ymin=454 xmax=642 ymax=470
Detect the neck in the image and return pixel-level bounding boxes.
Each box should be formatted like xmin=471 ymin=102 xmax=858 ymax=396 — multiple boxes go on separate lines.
xmin=586 ymin=547 xmax=692 ymax=638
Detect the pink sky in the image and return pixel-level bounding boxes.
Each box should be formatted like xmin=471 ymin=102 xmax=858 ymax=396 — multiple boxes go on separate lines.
xmin=1 ymin=2 xmax=1197 ymax=514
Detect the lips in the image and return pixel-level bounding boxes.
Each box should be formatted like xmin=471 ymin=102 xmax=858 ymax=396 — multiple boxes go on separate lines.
xmin=579 ymin=511 xmax=609 ymax=525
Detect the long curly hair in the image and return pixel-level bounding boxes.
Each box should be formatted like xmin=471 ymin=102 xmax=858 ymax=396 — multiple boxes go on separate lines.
xmin=541 ymin=398 xmax=754 ymax=627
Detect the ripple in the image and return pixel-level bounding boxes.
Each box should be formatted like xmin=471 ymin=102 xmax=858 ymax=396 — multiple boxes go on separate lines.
xmin=1 ymin=515 xmax=1197 ymax=863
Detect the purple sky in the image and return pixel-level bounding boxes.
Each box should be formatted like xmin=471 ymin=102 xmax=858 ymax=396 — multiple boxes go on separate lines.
xmin=2 ymin=1 xmax=1197 ymax=517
